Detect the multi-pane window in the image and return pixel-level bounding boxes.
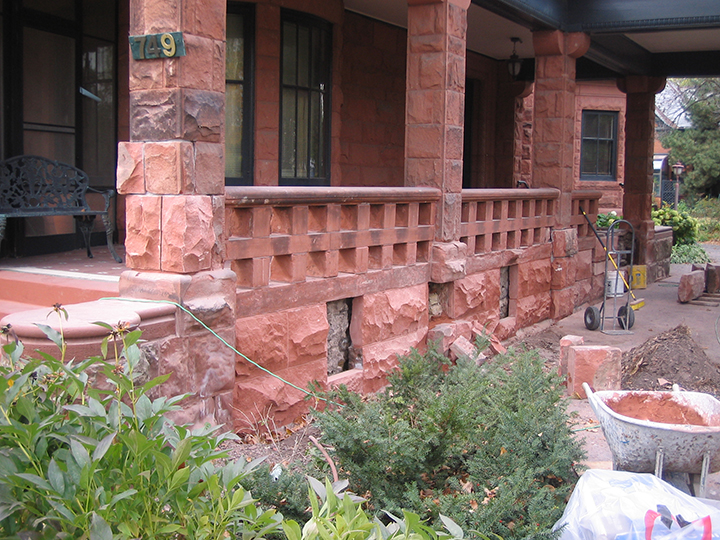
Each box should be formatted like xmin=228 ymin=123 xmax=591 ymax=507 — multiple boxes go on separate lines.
xmin=225 ymin=4 xmax=254 ymax=185
xmin=581 ymin=110 xmax=618 ymax=180
xmin=280 ymin=12 xmax=331 ymax=186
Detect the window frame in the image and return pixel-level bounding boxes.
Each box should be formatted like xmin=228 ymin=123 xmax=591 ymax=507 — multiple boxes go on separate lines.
xmin=580 ymin=110 xmax=618 ymax=182
xmin=225 ymin=2 xmax=255 ymax=186
xmin=279 ymin=9 xmax=332 ymax=187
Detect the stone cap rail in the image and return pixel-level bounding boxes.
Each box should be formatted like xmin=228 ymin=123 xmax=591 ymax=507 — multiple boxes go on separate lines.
xmin=224 ymin=186 xmax=441 ymax=288
xmin=460 ymin=188 xmax=560 ymax=253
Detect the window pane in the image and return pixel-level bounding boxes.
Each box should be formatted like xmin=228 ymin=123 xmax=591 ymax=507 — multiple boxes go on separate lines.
xmin=581 ymin=141 xmax=597 ymax=175
xmin=227 ymin=13 xmax=244 ymax=81
xmin=83 ymin=0 xmax=116 ymax=40
xmin=282 ymin=88 xmax=297 ymax=177
xmin=282 ymin=21 xmax=297 ymax=85
xmin=24 ymin=0 xmax=76 ymax=19
xmin=597 ymin=140 xmax=613 ymax=175
xmin=598 ymin=114 xmax=614 ymax=139
xmin=225 ymin=83 xmax=244 ymax=178
xmin=297 ymin=25 xmax=310 ymax=88
xmin=582 ymin=113 xmax=598 ymax=137
xmin=296 ymin=90 xmax=309 ymax=177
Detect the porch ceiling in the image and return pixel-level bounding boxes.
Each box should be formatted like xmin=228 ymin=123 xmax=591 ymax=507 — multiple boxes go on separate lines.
xmin=345 ymin=0 xmax=720 ymax=78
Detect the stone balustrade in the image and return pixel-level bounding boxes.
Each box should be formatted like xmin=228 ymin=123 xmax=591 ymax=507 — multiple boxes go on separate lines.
xmin=460 ymin=188 xmax=560 ymax=254
xmin=225 ymin=187 xmax=440 ymax=289
xmin=571 ymin=190 xmax=603 ymax=240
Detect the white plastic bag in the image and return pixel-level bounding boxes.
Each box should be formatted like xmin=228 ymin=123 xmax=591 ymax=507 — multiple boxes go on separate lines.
xmin=553 ymin=470 xmax=720 ymax=540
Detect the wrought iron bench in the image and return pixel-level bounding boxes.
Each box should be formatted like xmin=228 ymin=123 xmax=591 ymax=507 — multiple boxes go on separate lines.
xmin=0 ymin=155 xmax=122 ymax=263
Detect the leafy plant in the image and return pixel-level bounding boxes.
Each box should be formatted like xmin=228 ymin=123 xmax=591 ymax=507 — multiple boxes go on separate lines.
xmin=596 ymin=212 xmax=621 ymax=228
xmin=652 ymin=205 xmax=699 ymax=245
xmin=314 ymin=347 xmax=584 ymax=540
xmin=282 ymin=477 xmax=465 ymax=540
xmin=0 ymin=326 xmax=282 ymax=540
xmin=670 ymin=242 xmax=711 ymax=264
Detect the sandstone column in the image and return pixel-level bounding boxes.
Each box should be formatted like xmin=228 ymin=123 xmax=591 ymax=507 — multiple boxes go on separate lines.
xmin=617 ymin=76 xmax=666 ymax=280
xmin=405 ymin=0 xmax=469 ymax=243
xmin=116 ymin=0 xmax=236 ymax=426
xmin=532 ymin=30 xmax=590 ymax=320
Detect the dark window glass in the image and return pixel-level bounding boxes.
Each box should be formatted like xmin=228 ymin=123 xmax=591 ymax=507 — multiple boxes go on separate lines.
xmin=280 ymin=12 xmax=331 ymax=186
xmin=225 ymin=4 xmax=254 ymax=185
xmin=581 ymin=110 xmax=618 ymax=180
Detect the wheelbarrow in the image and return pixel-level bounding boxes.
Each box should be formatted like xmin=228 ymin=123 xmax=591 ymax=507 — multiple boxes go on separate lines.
xmin=583 ymin=383 xmax=720 ymax=497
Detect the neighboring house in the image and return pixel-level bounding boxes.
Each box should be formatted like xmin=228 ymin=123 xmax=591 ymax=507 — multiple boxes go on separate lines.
xmin=2 ymin=0 xmax=720 ymax=429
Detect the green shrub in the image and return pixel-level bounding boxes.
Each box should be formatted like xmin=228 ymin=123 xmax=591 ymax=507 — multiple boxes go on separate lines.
xmin=314 ymin=347 xmax=584 ymax=540
xmin=0 ymin=327 xmax=282 ymax=540
xmin=596 ymin=212 xmax=621 ymax=228
xmin=670 ymin=242 xmax=711 ymax=264
xmin=652 ymin=205 xmax=699 ymax=245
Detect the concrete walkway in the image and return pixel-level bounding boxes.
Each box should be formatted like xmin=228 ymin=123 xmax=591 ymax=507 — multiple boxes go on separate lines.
xmin=557 ymin=244 xmax=720 ymax=498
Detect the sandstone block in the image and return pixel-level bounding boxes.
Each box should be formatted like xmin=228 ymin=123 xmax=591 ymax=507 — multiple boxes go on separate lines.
xmin=430 ymin=241 xmax=468 ymax=282
xmin=182 ymin=89 xmax=224 ymax=142
xmin=124 ymin=194 xmax=162 ymax=271
xmin=194 ymin=142 xmax=226 ymax=195
xmin=493 ymin=317 xmax=517 ymax=341
xmin=559 ymin=334 xmax=584 ymax=378
xmin=449 ymin=335 xmax=477 ymax=362
xmin=451 ymin=270 xmax=501 ymax=319
xmin=575 ymin=250 xmax=593 ymax=280
xmin=141 ymin=336 xmax=192 ymax=399
xmin=119 ymin=270 xmax=191 ymax=302
xmin=566 ymin=345 xmax=621 ymax=398
xmin=361 ymin=326 xmax=427 ymax=393
xmin=145 ymin=141 xmax=194 ymax=195
xmin=550 ymin=287 xmax=575 ymax=320
xmin=214 ymin=391 xmax=234 ymax=430
xmin=427 ymin=319 xmax=472 ymax=353
xmin=350 ymin=284 xmax=428 ymax=346
xmin=235 ymin=311 xmax=289 ymax=377
xmin=328 ymin=368 xmax=364 ymax=394
xmin=517 ymin=259 xmax=552 ymax=297
xmin=551 ymin=255 xmax=578 ymax=290
xmin=116 ymin=142 xmax=145 ymax=194
xmin=130 ymin=89 xmax=181 ymax=141
xmin=552 ymin=228 xmax=578 ymax=258
xmin=678 ymin=270 xmax=705 ymax=303
xmin=287 ymin=304 xmax=329 ymax=364
xmin=160 ymin=196 xmax=215 ymax=273
xmin=191 ymin=329 xmax=236 ymax=397
xmin=707 ymin=264 xmax=720 ymax=294
xmin=515 ymin=292 xmax=551 ymax=328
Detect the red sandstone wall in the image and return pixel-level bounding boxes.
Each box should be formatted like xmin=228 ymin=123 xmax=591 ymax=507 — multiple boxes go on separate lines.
xmin=573 ymin=81 xmax=626 ymax=211
xmin=337 ymin=13 xmax=406 ymax=187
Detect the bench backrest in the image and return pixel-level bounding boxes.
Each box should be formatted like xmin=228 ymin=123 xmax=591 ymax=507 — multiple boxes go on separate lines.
xmin=0 ymin=155 xmax=92 ymax=215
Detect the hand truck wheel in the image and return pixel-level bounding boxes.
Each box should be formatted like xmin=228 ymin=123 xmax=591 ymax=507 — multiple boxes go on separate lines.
xmin=584 ymin=306 xmax=601 ymax=330
xmin=617 ymin=305 xmax=635 ymax=329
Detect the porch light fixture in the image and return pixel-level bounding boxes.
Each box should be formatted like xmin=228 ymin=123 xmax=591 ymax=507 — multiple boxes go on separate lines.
xmin=508 ymin=37 xmax=522 ymax=79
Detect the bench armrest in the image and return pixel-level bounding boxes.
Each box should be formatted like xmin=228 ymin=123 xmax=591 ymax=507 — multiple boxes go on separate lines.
xmin=86 ymin=187 xmax=116 ymax=213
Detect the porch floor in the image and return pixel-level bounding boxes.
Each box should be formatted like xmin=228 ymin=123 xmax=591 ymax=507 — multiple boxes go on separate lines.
xmin=0 ymin=247 xmax=125 ymax=319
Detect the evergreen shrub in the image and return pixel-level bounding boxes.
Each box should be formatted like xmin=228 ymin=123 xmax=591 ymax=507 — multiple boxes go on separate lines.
xmin=315 ymin=347 xmax=585 ymax=540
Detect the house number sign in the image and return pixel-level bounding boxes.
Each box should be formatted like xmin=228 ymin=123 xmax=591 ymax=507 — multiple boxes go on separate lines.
xmin=129 ymin=32 xmax=186 ymax=60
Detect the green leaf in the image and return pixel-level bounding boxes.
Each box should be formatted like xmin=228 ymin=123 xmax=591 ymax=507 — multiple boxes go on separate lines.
xmin=108 ymin=488 xmax=138 ymax=506
xmin=439 ymin=515 xmax=464 ymax=539
xmin=90 ymin=512 xmax=113 ymax=540
xmin=135 ymin=393 xmax=152 ymax=423
xmin=282 ymin=520 xmax=302 ymax=540
xmin=70 ymin=438 xmax=91 ymax=470
xmin=93 ymin=432 xmax=116 ymax=462
xmin=168 ymin=466 xmax=191 ymax=493
xmin=47 ymin=458 xmax=66 ymax=494
xmin=13 ymin=473 xmax=52 ymax=491
xmin=34 ymin=323 xmax=63 ymax=349
xmin=171 ymin=437 xmax=192 ymax=471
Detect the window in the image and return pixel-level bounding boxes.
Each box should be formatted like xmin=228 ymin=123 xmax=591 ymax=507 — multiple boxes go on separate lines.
xmin=280 ymin=11 xmax=331 ymax=186
xmin=581 ymin=110 xmax=618 ymax=180
xmin=225 ymin=4 xmax=254 ymax=185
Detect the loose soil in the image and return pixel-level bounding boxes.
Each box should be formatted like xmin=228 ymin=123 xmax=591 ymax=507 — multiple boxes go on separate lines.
xmin=222 ymin=323 xmax=720 ymax=466
xmin=604 ymin=393 xmax=710 ymax=426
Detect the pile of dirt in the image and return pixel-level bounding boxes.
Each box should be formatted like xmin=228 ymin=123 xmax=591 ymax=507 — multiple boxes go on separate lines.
xmin=622 ymin=324 xmax=720 ymax=397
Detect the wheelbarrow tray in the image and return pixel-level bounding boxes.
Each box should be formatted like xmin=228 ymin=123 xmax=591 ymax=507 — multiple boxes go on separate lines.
xmin=584 ymin=383 xmax=720 ymax=475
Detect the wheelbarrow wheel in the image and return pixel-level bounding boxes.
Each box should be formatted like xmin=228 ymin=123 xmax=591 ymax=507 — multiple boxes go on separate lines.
xmin=584 ymin=306 xmax=601 ymax=330
xmin=618 ymin=305 xmax=635 ymax=329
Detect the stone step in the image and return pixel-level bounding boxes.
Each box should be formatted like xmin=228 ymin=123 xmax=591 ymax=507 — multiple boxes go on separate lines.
xmin=0 ymin=269 xmax=119 ymax=321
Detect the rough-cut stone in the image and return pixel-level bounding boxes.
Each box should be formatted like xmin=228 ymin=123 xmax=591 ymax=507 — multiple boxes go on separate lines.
xmin=427 ymin=319 xmax=473 ymax=353
xmin=361 ymin=326 xmax=427 ymax=393
xmin=678 ymin=270 xmax=705 ymax=303
xmin=119 ymin=270 xmax=192 ymax=302
xmin=350 ymin=284 xmax=428 ymax=346
xmin=182 ymin=89 xmax=224 ymax=142
xmin=707 ymin=264 xmax=720 ymax=294
xmin=233 ymin=359 xmax=327 ymax=432
xmin=566 ymin=345 xmax=621 ymax=398
xmin=550 ymin=287 xmax=576 ymax=320
xmin=142 ymin=336 xmax=192 ymax=398
xmin=551 ymin=255 xmax=578 ymax=290
xmin=160 ymin=195 xmax=215 ymax=273
xmin=559 ymin=334 xmax=584 ymax=378
xmin=328 ymin=368 xmax=364 ymax=394
xmin=145 ymin=141 xmax=194 ymax=195
xmin=517 ymin=259 xmax=552 ymax=297
xmin=116 ymin=142 xmax=145 ymax=194
xmin=235 ymin=311 xmax=289 ymax=377
xmin=515 ymin=292 xmax=552 ymax=328
xmin=449 ymin=335 xmax=477 ymax=361
xmin=492 ymin=317 xmax=516 ymax=341
xmin=130 ymin=89 xmax=181 ymax=141
xmin=552 ymin=227 xmax=579 ymax=258
xmin=194 ymin=142 xmax=225 ymax=195
xmin=287 ymin=304 xmax=329 ymax=365
xmin=575 ymin=249 xmax=593 ymax=281
xmin=124 ymin=194 xmax=162 ymax=271
xmin=451 ymin=270 xmax=501 ymax=319
xmin=190 ymin=329 xmax=235 ymax=397
xmin=430 ymin=241 xmax=467 ymax=282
